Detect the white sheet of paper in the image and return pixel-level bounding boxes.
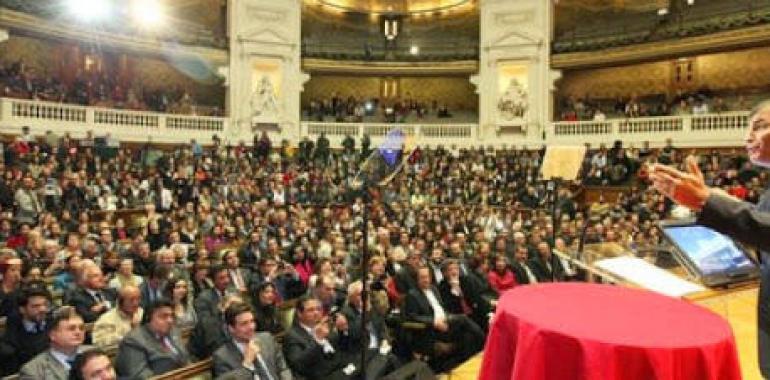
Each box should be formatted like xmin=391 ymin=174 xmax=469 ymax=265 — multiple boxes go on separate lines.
xmin=595 ymin=256 xmax=706 ymax=297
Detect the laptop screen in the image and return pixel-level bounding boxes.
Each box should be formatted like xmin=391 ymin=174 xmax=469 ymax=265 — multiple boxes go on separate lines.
xmin=661 ymin=224 xmax=757 ymax=276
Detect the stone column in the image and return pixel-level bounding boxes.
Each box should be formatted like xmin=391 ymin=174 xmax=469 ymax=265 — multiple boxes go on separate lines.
xmin=227 ymin=0 xmax=307 ymax=145
xmin=478 ymin=0 xmax=559 ymax=148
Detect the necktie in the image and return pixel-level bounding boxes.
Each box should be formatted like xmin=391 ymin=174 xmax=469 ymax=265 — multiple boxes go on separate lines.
xmin=253 ymin=356 xmax=273 ymax=380
xmin=65 ymin=357 xmax=75 ymax=368
xmin=35 ymin=322 xmax=44 ymax=333
xmin=159 ymin=336 xmax=172 ymax=352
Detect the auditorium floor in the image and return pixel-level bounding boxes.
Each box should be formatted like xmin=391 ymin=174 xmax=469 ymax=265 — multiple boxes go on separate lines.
xmin=696 ymin=286 xmax=760 ymax=380
xmin=451 ymin=287 xmax=762 ymax=380
xmin=447 ymin=354 xmax=483 ymax=380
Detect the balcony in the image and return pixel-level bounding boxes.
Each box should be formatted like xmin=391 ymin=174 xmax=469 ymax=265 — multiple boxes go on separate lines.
xmin=0 ymin=98 xmax=226 ymax=144
xmin=0 ymin=97 xmax=750 ymax=148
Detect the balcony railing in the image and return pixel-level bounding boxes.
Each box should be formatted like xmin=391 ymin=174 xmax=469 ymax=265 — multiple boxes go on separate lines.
xmin=1 ymin=98 xmax=226 ymax=143
xmin=300 ymin=122 xmax=478 ymax=147
xmin=0 ymin=97 xmax=751 ymax=148
xmin=550 ymin=112 xmax=749 ymax=147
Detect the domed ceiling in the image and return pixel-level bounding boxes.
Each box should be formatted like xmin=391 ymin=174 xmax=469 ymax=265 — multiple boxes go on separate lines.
xmin=303 ymin=0 xmax=476 ymax=15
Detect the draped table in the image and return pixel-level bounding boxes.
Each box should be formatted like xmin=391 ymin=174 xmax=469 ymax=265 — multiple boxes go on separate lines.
xmin=478 ymin=283 xmax=742 ymax=380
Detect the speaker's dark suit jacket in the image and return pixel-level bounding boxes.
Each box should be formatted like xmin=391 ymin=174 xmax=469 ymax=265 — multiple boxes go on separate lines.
xmin=212 ymin=334 xmax=292 ymax=380
xmin=698 ymin=191 xmax=770 ymax=377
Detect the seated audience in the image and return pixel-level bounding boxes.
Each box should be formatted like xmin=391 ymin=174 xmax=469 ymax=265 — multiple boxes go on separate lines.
xmin=404 ymin=266 xmax=485 ymax=372
xmin=283 ymin=296 xmax=358 ymax=380
xmin=0 ymin=287 xmax=52 ymax=376
xmin=194 ymin=264 xmax=232 ymax=320
xmin=487 ymin=255 xmax=517 ymax=294
xmin=212 ymin=302 xmax=292 ymax=379
xmin=20 ymin=306 xmax=88 ymax=380
xmin=252 ymin=282 xmax=284 ymax=335
xmin=340 ymin=281 xmax=400 ymax=379
xmin=187 ymin=294 xmax=243 ymax=360
xmin=108 ymin=258 xmax=143 ymax=290
xmin=92 ymin=285 xmax=143 ymax=348
xmin=115 ymin=299 xmax=192 ymax=379
xmin=71 ymin=348 xmax=117 ymax=380
xmin=163 ymin=277 xmax=197 ymax=329
xmin=70 ymin=265 xmax=117 ymax=323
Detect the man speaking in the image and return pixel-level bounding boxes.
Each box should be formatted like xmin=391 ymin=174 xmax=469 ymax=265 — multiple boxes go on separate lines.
xmin=650 ymin=101 xmax=770 ymax=377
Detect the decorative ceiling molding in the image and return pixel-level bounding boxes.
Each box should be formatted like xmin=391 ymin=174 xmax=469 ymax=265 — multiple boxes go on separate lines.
xmin=552 ymin=23 xmax=770 ymax=69
xmin=302 ymin=58 xmax=478 ymax=75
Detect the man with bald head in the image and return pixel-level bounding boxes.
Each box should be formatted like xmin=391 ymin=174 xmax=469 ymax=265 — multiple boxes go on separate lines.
xmin=650 ymin=101 xmax=770 ymax=376
xmin=92 ymin=285 xmax=143 ymax=347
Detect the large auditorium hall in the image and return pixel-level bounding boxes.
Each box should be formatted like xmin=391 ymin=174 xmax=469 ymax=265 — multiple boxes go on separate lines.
xmin=0 ymin=0 xmax=768 ymax=379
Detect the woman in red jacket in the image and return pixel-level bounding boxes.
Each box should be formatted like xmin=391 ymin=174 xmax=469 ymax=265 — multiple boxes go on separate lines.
xmin=488 ymin=254 xmax=518 ymax=294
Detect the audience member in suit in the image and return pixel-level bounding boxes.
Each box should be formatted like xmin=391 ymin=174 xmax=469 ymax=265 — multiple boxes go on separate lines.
xmin=0 ymin=287 xmax=51 ymax=376
xmin=529 ymin=242 xmax=566 ymax=282
xmin=511 ymin=245 xmax=539 ymax=285
xmin=70 ymin=265 xmax=118 ymax=323
xmin=0 ymin=257 xmax=22 ymax=318
xmin=438 ymin=259 xmax=494 ymax=330
xmin=155 ymin=249 xmax=189 ymax=282
xmin=250 ymin=257 xmax=304 ymax=301
xmin=404 ymin=266 xmax=485 ymax=372
xmin=194 ymin=264 xmax=232 ymax=320
xmin=191 ymin=260 xmax=214 ymax=298
xmin=340 ymin=281 xmax=400 ymax=380
xmin=253 ymin=282 xmax=284 ymax=334
xmin=187 ymin=294 xmax=243 ymax=360
xmin=212 ymin=302 xmax=292 ymax=379
xmin=223 ymin=249 xmax=251 ymax=294
xmin=393 ymin=251 xmax=421 ymax=296
xmin=71 ymin=348 xmax=116 ymax=380
xmin=115 ymin=299 xmax=192 ymax=379
xmin=139 ymin=266 xmax=168 ymax=310
xmin=92 ymin=285 xmax=143 ymax=348
xmin=427 ymin=247 xmax=445 ymax=286
xmin=239 ymin=231 xmax=265 ymax=269
xmin=283 ymin=296 xmax=356 ymax=380
xmin=20 ymin=306 xmax=89 ymax=380
xmin=311 ymin=275 xmax=345 ymax=316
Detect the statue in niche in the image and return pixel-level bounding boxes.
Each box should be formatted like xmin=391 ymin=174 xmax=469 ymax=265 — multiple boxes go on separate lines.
xmin=497 ymin=78 xmax=528 ymax=121
xmin=251 ymin=75 xmax=279 ymax=118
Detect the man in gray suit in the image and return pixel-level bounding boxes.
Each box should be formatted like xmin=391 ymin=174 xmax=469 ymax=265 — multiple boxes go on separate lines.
xmin=212 ymin=302 xmax=292 ymax=379
xmin=115 ymin=299 xmax=192 ymax=379
xmin=20 ymin=306 xmax=88 ymax=380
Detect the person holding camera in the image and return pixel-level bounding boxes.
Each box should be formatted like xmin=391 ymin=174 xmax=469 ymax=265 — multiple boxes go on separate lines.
xmin=284 ymin=296 xmax=357 ymax=380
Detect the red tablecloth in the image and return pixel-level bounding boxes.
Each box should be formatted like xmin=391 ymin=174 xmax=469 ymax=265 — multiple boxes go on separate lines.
xmin=478 ymin=283 xmax=741 ymax=380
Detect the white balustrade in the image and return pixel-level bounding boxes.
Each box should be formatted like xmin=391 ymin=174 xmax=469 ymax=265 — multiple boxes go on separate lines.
xmin=0 ymin=98 xmax=227 ymax=143
xmin=0 ymin=97 xmax=750 ymax=148
xmin=551 ymin=112 xmax=748 ymax=147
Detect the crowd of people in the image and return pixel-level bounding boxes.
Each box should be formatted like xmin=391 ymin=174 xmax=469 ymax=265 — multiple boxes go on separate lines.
xmin=0 ymin=127 xmax=764 ymax=379
xmin=0 ymin=60 xmax=223 ymax=117
xmin=304 ymin=94 xmax=458 ymax=123
xmin=558 ymin=90 xmax=750 ymax=121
